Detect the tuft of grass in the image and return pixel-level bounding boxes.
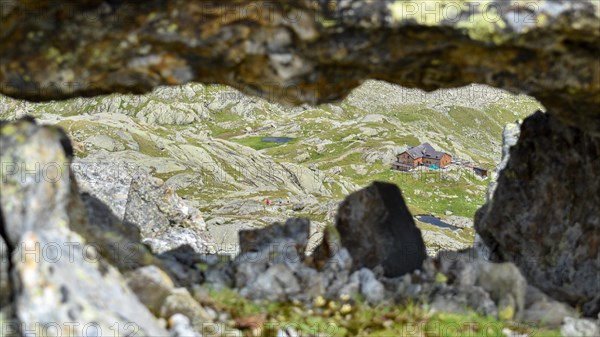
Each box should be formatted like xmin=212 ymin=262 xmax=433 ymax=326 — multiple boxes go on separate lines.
xmin=201 ymin=287 xmax=562 ymax=337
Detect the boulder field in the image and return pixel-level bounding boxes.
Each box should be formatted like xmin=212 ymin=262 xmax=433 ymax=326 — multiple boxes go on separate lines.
xmin=0 ymin=0 xmax=599 ymax=335
xmin=1 ymin=118 xmax=599 ymax=336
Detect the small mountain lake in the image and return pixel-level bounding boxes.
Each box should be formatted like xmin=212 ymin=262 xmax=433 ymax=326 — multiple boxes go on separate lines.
xmin=415 ymin=215 xmax=459 ymax=231
xmin=262 ymin=137 xmax=294 ymax=143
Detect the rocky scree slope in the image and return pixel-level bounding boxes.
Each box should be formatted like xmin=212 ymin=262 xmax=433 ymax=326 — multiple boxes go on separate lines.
xmin=1 ymin=118 xmax=598 ymax=337
xmin=0 ymin=81 xmax=539 ymax=256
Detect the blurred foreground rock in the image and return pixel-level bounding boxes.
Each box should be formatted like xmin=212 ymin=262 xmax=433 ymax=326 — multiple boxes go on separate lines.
xmin=0 ymin=118 xmax=168 ymax=336
xmin=476 ymin=111 xmax=600 ymax=316
xmin=231 ymin=210 xmax=586 ymax=327
xmin=328 ymin=181 xmax=427 ymax=277
xmin=233 ymin=218 xmax=354 ymax=302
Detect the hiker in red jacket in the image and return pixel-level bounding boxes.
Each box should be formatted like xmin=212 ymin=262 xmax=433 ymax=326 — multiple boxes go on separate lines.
xmin=265 ymin=198 xmax=271 ymax=206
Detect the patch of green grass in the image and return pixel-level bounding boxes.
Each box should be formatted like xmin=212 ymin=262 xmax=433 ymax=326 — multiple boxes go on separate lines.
xmin=426 ymin=312 xmax=561 ymax=337
xmin=129 ymin=132 xmax=165 ymax=157
xmin=202 ymin=288 xmax=561 ymax=337
xmin=347 ymin=167 xmax=488 ymax=219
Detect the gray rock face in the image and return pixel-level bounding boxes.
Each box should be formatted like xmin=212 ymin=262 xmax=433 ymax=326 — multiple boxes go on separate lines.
xmin=0 ymin=118 xmax=73 ymax=244
xmin=484 ymin=121 xmax=522 ymax=202
xmin=0 ymin=233 xmax=10 ymax=307
xmin=10 ymin=230 xmax=167 ymax=336
xmin=561 ymin=317 xmax=600 ymax=337
xmin=85 ymin=159 xmax=213 ymax=255
xmin=73 ymin=159 xmax=143 ymax=219
xmin=238 ymin=218 xmax=310 ymax=257
xmin=333 ymin=181 xmax=427 ymax=277
xmin=0 ymin=118 xmax=168 ymax=336
xmin=476 ymin=111 xmax=600 ymax=316
xmin=523 ymin=285 xmax=577 ymax=329
xmin=74 ymin=155 xmax=211 ymax=256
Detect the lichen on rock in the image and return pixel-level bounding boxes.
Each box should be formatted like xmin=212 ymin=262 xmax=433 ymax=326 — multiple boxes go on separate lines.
xmin=0 ymin=118 xmax=168 ymax=336
xmin=476 ymin=111 xmax=600 ymax=316
xmin=1 ymin=0 xmax=598 ymax=133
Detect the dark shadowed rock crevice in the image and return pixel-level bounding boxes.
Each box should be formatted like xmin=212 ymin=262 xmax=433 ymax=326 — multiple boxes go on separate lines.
xmin=0 ymin=211 xmax=13 ymax=310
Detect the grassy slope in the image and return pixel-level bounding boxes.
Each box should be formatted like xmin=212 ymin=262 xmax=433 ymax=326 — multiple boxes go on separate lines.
xmin=205 ymin=287 xmax=561 ymax=337
xmin=0 ymin=82 xmax=540 ymax=225
xmin=209 ymin=90 xmax=538 ymax=219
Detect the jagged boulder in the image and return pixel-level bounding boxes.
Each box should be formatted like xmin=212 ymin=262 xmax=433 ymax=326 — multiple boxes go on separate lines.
xmin=476 ymin=111 xmax=600 ymax=316
xmin=0 ymin=118 xmax=168 ymax=336
xmin=233 ymin=218 xmax=355 ymax=302
xmin=123 ymin=171 xmax=212 ymax=255
xmin=331 ymin=181 xmax=427 ymax=277
xmin=73 ymin=154 xmax=214 ymax=256
xmin=234 ymin=219 xmax=321 ymax=302
xmin=238 ymin=217 xmax=310 ymax=257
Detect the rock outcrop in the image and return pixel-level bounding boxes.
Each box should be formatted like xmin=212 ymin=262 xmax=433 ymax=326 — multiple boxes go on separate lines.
xmin=74 ymin=157 xmax=214 ymax=256
xmin=476 ymin=111 xmax=600 ymax=316
xmin=0 ymin=118 xmax=168 ymax=336
xmin=329 ymin=181 xmax=427 ymax=277
xmin=232 ymin=217 xmax=584 ymax=326
xmin=123 ymin=170 xmax=212 ymax=255
xmin=232 ymin=218 xmax=355 ymax=302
